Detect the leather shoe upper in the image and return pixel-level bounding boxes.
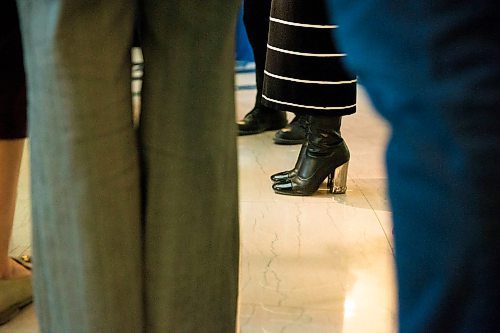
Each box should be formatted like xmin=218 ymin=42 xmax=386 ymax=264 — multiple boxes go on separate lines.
xmin=273 ymin=115 xmax=307 ymax=145
xmin=237 ymin=106 xmax=287 ymax=136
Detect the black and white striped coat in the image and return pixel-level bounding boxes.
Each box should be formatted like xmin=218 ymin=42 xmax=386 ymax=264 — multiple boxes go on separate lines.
xmin=262 ymin=0 xmax=357 ymax=115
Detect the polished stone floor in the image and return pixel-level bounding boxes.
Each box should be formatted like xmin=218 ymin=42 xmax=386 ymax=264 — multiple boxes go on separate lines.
xmin=1 ymin=71 xmax=396 ymax=333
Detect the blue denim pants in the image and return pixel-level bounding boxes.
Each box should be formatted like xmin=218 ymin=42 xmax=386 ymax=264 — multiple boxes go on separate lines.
xmin=327 ymin=0 xmax=500 ymax=332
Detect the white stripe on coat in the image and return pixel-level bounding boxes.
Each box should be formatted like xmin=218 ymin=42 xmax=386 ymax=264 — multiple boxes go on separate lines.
xmin=267 ymin=44 xmax=346 ymax=57
xmin=265 ymin=70 xmax=357 ymax=85
xmin=263 ymin=95 xmax=356 ymax=110
xmin=270 ymin=17 xmax=338 ymax=29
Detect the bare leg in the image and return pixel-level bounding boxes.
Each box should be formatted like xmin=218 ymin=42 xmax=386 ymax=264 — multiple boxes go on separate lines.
xmin=0 ymin=139 xmax=30 ymax=279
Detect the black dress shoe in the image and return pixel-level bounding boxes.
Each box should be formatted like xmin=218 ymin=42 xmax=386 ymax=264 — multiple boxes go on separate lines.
xmin=237 ymin=106 xmax=287 ymax=136
xmin=273 ymin=115 xmax=307 ymax=145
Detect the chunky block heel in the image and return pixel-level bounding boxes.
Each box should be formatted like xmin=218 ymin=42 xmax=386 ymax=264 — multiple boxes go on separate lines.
xmin=328 ymin=161 xmax=349 ymax=194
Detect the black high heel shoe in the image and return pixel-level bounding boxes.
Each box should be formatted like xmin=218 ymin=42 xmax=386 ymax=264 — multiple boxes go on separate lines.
xmin=272 ymin=115 xmax=349 ymax=196
xmin=270 ymin=142 xmax=308 ymax=182
xmin=270 ymin=116 xmax=310 ymax=182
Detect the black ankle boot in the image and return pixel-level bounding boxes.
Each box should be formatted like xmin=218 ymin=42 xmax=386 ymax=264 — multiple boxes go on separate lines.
xmin=237 ymin=106 xmax=288 ymax=136
xmin=272 ymin=115 xmax=349 ymax=196
xmin=270 ymin=116 xmax=310 ymax=182
xmin=270 ymin=142 xmax=308 ymax=182
xmin=273 ymin=115 xmax=307 ymax=145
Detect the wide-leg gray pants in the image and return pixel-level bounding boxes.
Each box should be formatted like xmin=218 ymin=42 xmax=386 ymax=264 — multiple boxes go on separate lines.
xmin=16 ymin=1 xmax=240 ymax=332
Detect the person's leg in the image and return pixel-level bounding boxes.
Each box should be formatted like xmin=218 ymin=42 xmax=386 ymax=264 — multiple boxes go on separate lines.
xmin=139 ymin=1 xmax=240 ymax=331
xmin=0 ymin=0 xmax=30 ymax=280
xmin=17 ymin=1 xmax=143 ymax=332
xmin=242 ymin=0 xmax=271 ymax=108
xmin=237 ymin=0 xmax=288 ymax=136
xmin=0 ymin=2 xmax=32 ymax=325
xmin=0 ymin=140 xmax=32 ymax=326
xmin=266 ymin=0 xmax=356 ymax=188
xmin=0 ymin=139 xmax=28 ymax=279
xmin=327 ymin=0 xmax=500 ymax=331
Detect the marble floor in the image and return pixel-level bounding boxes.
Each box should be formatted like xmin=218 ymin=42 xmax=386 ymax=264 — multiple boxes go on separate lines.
xmin=1 ymin=71 xmax=396 ymax=333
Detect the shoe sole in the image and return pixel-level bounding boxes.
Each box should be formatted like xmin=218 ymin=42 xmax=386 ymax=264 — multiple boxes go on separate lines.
xmin=273 ymin=189 xmax=313 ymax=196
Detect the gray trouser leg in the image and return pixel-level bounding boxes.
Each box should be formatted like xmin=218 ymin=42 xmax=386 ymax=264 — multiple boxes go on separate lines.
xmin=17 ymin=2 xmax=143 ymax=332
xmin=18 ymin=0 xmax=241 ymax=332
xmin=139 ymin=1 xmax=240 ymax=332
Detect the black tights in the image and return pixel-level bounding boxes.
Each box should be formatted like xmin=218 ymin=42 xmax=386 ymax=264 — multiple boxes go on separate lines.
xmin=0 ymin=1 xmax=27 ymax=139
